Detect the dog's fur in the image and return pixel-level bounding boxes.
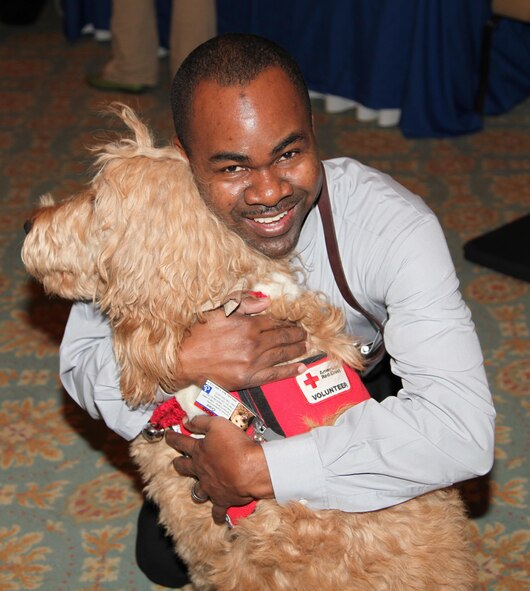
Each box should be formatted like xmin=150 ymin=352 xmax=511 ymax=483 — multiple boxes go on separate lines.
xmin=22 ymin=104 xmax=477 ymax=590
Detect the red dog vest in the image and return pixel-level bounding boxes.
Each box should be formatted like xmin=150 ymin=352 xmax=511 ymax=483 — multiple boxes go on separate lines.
xmin=147 ymin=355 xmax=370 ymax=526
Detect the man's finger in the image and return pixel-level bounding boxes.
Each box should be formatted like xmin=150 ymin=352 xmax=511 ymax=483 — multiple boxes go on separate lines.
xmin=212 ymin=504 xmax=229 ymax=525
xmin=184 ymin=414 xmax=218 ymax=434
xmin=165 ymin=429 xmax=198 ymax=454
xmin=262 ymin=324 xmax=307 ymax=348
xmin=238 ymin=293 xmax=270 ymax=315
xmin=266 ymin=341 xmax=308 ymax=367
xmin=172 ymin=455 xmax=196 ymax=477
xmin=241 ymin=311 xmax=299 ymax=335
xmin=249 ymin=361 xmax=307 ymax=387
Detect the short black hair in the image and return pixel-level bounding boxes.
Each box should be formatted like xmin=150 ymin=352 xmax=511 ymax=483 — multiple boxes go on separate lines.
xmin=170 ymin=33 xmax=312 ymax=153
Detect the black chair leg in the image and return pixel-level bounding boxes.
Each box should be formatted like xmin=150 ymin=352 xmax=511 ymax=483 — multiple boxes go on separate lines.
xmin=475 ymin=15 xmax=500 ymax=114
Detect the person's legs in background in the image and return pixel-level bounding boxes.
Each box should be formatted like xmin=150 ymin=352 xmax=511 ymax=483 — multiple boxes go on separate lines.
xmin=88 ymin=0 xmax=158 ymax=92
xmin=169 ymin=0 xmax=216 ymax=77
xmin=87 ymin=0 xmax=217 ymax=93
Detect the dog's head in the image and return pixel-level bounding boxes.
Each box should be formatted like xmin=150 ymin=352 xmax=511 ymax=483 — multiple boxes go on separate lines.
xmin=22 ymin=103 xmax=270 ymax=405
xmin=22 ymin=190 xmax=100 ymax=300
xmin=22 ymin=104 xmax=208 ymax=318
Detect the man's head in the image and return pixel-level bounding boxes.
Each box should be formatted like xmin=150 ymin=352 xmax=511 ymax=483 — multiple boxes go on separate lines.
xmin=170 ymin=34 xmax=321 ymax=259
xmin=171 ymin=33 xmax=312 ymax=153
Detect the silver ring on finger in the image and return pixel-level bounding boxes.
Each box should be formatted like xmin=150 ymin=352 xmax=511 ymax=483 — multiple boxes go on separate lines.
xmin=191 ymin=481 xmax=209 ymax=504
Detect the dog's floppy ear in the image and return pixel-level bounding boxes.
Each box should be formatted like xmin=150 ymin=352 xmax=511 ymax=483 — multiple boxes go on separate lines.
xmin=22 ymin=191 xmax=102 ymax=300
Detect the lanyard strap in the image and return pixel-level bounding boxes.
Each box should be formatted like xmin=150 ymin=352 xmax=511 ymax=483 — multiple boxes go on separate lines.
xmin=316 ymin=168 xmax=386 ymax=363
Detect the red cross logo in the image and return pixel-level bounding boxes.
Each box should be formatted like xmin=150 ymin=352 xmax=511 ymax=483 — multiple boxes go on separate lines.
xmin=303 ymin=372 xmax=320 ymax=389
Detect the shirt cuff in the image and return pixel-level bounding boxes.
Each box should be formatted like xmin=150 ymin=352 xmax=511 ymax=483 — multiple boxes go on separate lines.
xmin=261 ymin=431 xmax=328 ymax=509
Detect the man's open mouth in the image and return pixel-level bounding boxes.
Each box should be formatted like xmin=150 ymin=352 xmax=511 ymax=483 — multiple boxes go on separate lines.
xmin=243 ymin=205 xmax=297 ymax=238
xmin=253 ymin=211 xmax=289 ymax=225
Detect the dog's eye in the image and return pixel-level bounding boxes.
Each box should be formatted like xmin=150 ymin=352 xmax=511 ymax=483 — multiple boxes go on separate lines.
xmin=23 ymin=220 xmax=33 ymax=235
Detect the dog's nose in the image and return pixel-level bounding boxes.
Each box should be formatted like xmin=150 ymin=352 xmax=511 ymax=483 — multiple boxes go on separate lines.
xmin=23 ymin=219 xmax=33 ymax=234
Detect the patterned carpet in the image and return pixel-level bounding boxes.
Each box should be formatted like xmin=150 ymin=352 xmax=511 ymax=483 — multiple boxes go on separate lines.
xmin=1 ymin=3 xmax=529 ymax=590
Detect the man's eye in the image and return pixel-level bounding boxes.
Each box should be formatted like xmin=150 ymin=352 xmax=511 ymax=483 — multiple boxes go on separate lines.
xmin=279 ymin=150 xmax=298 ymax=161
xmin=222 ymin=165 xmax=245 ymax=173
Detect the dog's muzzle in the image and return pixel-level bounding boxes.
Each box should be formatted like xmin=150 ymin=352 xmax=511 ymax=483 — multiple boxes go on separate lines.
xmin=23 ymin=219 xmax=33 ymax=234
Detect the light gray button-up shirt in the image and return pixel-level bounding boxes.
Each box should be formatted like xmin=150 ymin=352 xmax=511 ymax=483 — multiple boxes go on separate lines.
xmin=59 ymin=158 xmax=495 ymax=512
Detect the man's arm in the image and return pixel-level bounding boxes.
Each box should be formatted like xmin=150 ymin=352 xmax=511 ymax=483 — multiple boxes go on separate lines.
xmin=60 ymin=302 xmax=156 ymax=440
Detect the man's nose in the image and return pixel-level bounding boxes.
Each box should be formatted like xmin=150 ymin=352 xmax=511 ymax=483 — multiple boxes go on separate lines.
xmin=244 ymin=170 xmax=292 ymax=206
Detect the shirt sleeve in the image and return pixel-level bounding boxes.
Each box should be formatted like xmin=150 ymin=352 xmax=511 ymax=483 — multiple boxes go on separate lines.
xmin=59 ymin=301 xmax=165 ymax=440
xmin=262 ymin=215 xmax=495 ymax=512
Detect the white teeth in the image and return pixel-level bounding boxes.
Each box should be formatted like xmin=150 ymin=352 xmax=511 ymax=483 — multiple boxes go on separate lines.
xmin=253 ymin=211 xmax=288 ymax=224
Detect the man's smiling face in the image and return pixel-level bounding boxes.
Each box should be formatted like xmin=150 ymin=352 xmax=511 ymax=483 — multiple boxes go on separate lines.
xmin=178 ymin=66 xmax=321 ymax=259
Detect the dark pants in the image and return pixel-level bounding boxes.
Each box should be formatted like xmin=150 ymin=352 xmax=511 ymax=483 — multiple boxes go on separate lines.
xmin=136 ymin=499 xmax=190 ymax=588
xmin=361 ymin=353 xmax=402 ymax=403
xmin=136 ymin=355 xmax=399 ymax=588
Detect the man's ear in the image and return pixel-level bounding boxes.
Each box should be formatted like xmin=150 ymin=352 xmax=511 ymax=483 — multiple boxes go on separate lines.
xmin=172 ymin=136 xmax=189 ymax=160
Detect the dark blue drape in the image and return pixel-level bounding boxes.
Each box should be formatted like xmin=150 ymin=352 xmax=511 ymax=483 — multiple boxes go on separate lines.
xmin=62 ymin=0 xmax=171 ymax=48
xmin=62 ymin=0 xmax=111 ymax=39
xmin=397 ymin=0 xmax=488 ymax=137
xmin=217 ymin=0 xmax=530 ymax=137
xmin=486 ymin=17 xmax=530 ymax=115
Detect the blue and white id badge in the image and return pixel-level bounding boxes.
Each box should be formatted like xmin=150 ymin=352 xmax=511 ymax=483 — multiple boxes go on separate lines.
xmin=194 ymin=380 xmax=258 ymax=433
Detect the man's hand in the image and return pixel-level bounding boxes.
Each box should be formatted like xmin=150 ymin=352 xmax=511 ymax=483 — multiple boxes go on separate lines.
xmin=177 ymin=294 xmax=308 ymax=391
xmin=166 ymin=415 xmax=274 ymax=524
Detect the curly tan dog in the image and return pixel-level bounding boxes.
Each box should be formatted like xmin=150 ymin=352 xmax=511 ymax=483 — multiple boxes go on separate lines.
xmin=22 ymin=105 xmax=477 ymax=591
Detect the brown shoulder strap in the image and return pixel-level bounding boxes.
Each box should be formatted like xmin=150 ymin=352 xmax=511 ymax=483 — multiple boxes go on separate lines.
xmin=317 ymin=167 xmax=385 ymax=360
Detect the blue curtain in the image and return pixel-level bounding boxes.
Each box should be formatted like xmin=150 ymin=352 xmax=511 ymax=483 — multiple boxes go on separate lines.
xmin=62 ymin=0 xmax=171 ymax=48
xmin=62 ymin=0 xmax=112 ymax=39
xmin=217 ymin=0 xmax=530 ymax=138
